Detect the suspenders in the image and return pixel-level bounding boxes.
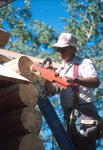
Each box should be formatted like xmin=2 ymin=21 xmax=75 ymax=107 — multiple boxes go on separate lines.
xmin=71 ymin=63 xmax=79 ymax=105
xmin=73 ymin=63 xmax=79 ymax=78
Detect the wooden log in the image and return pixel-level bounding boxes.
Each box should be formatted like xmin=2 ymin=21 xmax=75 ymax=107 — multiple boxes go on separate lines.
xmin=0 ymin=48 xmax=60 ymax=68
xmin=0 ymin=83 xmax=39 ymax=113
xmin=0 ymin=53 xmax=11 ymax=64
xmin=4 ymin=57 xmax=20 ymax=73
xmin=3 ymin=56 xmax=45 ymax=85
xmin=0 ymin=107 xmax=42 ymax=141
xmin=0 ymin=29 xmax=10 ymax=48
xmin=0 ymin=134 xmax=44 ymax=150
xmin=4 ymin=56 xmax=46 ymax=85
xmin=18 ymin=56 xmax=46 ymax=85
xmin=0 ymin=64 xmax=29 ymax=84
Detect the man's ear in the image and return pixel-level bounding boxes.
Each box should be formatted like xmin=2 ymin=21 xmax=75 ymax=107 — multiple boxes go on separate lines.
xmin=71 ymin=46 xmax=76 ymax=54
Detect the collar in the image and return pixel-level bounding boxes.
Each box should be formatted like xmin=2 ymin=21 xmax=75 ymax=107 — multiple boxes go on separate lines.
xmin=62 ymin=56 xmax=82 ymax=68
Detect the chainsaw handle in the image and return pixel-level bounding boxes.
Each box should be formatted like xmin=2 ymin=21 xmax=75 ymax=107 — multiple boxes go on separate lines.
xmin=31 ymin=63 xmax=69 ymax=89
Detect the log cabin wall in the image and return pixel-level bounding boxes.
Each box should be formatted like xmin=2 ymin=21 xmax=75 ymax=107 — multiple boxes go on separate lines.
xmin=0 ymin=50 xmax=47 ymax=149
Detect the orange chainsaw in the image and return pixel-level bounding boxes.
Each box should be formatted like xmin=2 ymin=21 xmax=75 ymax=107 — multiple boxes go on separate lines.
xmin=18 ymin=56 xmax=69 ymax=89
xmin=31 ymin=60 xmax=69 ymax=89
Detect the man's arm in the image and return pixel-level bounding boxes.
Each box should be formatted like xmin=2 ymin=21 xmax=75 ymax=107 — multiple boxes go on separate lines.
xmin=64 ymin=77 xmax=100 ymax=88
xmin=75 ymin=77 xmax=100 ymax=88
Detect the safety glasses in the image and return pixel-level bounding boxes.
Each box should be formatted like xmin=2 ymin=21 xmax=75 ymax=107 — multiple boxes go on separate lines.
xmin=55 ymin=47 xmax=70 ymax=53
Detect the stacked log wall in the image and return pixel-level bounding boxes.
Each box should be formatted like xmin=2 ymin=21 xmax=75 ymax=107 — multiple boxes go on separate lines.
xmin=0 ymin=82 xmax=44 ymax=149
xmin=0 ymin=55 xmax=45 ymax=149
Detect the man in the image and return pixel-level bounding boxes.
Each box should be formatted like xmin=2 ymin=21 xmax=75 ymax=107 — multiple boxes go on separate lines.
xmin=50 ymin=32 xmax=100 ymax=150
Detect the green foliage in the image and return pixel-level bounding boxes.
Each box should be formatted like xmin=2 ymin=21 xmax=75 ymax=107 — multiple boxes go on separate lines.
xmin=62 ymin=0 xmax=103 ymax=113
xmin=0 ymin=0 xmax=56 ymax=59
xmin=62 ymin=0 xmax=103 ymax=56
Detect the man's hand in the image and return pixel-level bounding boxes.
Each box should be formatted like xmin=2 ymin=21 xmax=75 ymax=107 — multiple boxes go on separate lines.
xmin=43 ymin=62 xmax=53 ymax=69
xmin=62 ymin=76 xmax=77 ymax=85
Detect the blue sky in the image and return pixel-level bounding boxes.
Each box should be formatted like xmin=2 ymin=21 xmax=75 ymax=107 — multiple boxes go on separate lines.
xmin=13 ymin=0 xmax=68 ymax=33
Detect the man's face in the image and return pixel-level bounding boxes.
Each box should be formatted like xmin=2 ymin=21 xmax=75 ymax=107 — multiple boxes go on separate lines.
xmin=55 ymin=46 xmax=76 ymax=62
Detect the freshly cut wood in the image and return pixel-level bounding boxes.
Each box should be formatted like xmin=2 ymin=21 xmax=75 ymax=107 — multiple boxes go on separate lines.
xmin=0 ymin=53 xmax=11 ymax=63
xmin=0 ymin=107 xmax=42 ymax=141
xmin=18 ymin=56 xmax=46 ymax=85
xmin=0 ymin=83 xmax=39 ymax=113
xmin=4 ymin=56 xmax=45 ymax=86
xmin=0 ymin=134 xmax=44 ymax=150
xmin=19 ymin=83 xmax=39 ymax=106
xmin=21 ymin=107 xmax=42 ymax=134
xmin=20 ymin=134 xmax=44 ymax=150
xmin=0 ymin=48 xmax=61 ymax=68
xmin=4 ymin=57 xmax=20 ymax=73
xmin=0 ymin=64 xmax=29 ymax=84
xmin=0 ymin=48 xmax=43 ymax=65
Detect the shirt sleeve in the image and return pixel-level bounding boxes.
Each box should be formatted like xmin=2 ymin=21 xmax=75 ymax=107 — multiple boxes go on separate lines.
xmin=80 ymin=58 xmax=98 ymax=78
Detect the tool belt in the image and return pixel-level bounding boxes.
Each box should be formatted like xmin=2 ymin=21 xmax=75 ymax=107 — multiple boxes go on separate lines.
xmin=64 ymin=104 xmax=103 ymax=140
xmin=80 ymin=114 xmax=102 ymax=140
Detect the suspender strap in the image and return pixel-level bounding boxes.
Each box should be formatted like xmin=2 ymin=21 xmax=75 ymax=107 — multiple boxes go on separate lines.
xmin=73 ymin=63 xmax=79 ymax=78
xmin=71 ymin=63 xmax=79 ymax=105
